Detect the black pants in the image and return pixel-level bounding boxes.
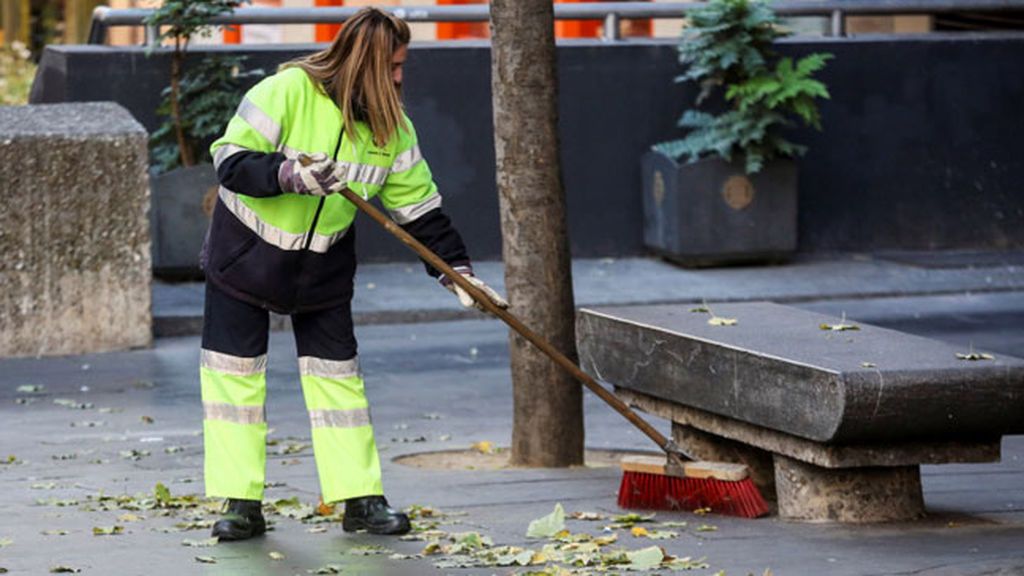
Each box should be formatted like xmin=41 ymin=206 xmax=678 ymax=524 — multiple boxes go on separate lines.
xmin=202 ymin=281 xmax=357 ymax=360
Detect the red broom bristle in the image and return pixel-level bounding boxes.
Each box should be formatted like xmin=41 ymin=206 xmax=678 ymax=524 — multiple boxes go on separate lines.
xmin=618 ymin=470 xmax=769 ymax=519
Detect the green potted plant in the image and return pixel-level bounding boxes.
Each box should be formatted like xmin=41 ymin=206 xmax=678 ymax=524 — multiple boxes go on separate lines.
xmin=643 ymin=0 xmax=832 ymax=266
xmin=144 ymin=0 xmax=262 ymax=277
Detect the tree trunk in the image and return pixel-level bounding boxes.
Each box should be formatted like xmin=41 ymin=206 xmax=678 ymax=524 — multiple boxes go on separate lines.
xmin=489 ymin=0 xmax=584 ymax=467
xmin=170 ymin=38 xmax=195 ymax=168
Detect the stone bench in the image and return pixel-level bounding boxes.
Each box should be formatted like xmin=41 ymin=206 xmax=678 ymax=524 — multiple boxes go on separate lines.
xmin=576 ymin=302 xmax=1024 ymax=522
xmin=0 ymin=103 xmax=151 ymax=357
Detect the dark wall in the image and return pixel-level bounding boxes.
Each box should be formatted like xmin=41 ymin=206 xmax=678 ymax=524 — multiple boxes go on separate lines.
xmin=31 ymin=34 xmax=1024 ymax=261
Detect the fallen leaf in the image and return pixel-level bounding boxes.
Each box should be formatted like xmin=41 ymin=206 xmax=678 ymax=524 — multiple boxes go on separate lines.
xmin=693 ymin=507 xmax=712 ymax=515
xmin=347 ymin=544 xmax=392 ymax=556
xmin=630 ymin=526 xmax=649 ymax=537
xmin=155 ymin=483 xmax=171 ymax=506
xmin=656 ymin=520 xmax=689 ymax=528
xmin=526 ymin=503 xmax=566 ymax=538
xmin=194 ymin=556 xmax=216 ymax=564
xmin=182 ymin=537 xmax=219 ymax=547
xmin=16 ymin=384 xmax=44 ymax=393
xmin=31 ymin=482 xmax=57 ymax=490
xmin=307 ymin=526 xmax=328 ymax=534
xmin=689 ymin=306 xmax=710 ymax=313
xmin=957 ymin=352 xmax=994 ymax=361
xmin=0 ymin=538 xmax=11 ymax=547
xmin=49 ymin=566 xmax=81 ymax=574
xmin=708 ymin=316 xmax=737 ymax=326
xmin=861 ymin=362 xmax=877 ymax=368
xmin=422 ymin=542 xmax=443 ymax=555
xmin=118 ymin=513 xmax=143 ymax=523
xmin=611 ymin=512 xmax=656 ymax=525
xmin=268 ymin=551 xmax=285 ymax=561
xmin=696 ymin=524 xmax=718 ymax=532
xmin=311 ymin=565 xmax=345 ymax=574
xmin=164 ymin=446 xmax=185 ymax=454
xmin=141 ymin=415 xmax=155 ymax=424
xmin=92 ymin=525 xmax=124 ymax=536
xmin=646 ymin=529 xmax=679 ymax=540
xmin=119 ymin=449 xmax=150 ymax=461
xmin=625 ymin=546 xmax=664 ymax=570
xmin=820 ymin=322 xmax=859 ymax=331
xmin=569 ymin=511 xmax=606 ymax=521
xmin=53 ymin=398 xmax=93 ymax=410
xmin=470 ymin=441 xmax=494 ymax=454
xmin=41 ymin=530 xmax=69 ymax=536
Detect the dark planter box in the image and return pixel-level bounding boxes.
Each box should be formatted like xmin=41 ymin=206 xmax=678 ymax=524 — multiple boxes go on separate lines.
xmin=150 ymin=164 xmax=217 ymax=279
xmin=641 ymin=150 xmax=798 ymax=267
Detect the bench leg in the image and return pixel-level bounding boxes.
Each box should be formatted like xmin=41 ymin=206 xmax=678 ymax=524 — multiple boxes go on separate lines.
xmin=774 ymin=454 xmax=925 ymax=522
xmin=672 ymin=423 xmax=776 ymax=502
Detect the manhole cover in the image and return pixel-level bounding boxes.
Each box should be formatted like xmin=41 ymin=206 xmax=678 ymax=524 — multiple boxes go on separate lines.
xmin=393 ymin=448 xmax=659 ymax=471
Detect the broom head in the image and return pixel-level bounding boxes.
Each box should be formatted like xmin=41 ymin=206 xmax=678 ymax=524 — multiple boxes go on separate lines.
xmin=618 ymin=455 xmax=770 ymax=519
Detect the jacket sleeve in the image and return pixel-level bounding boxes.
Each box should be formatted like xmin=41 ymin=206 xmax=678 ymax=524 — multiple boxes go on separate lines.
xmin=210 ymin=69 xmax=301 ymax=198
xmin=379 ymin=117 xmax=470 ymax=277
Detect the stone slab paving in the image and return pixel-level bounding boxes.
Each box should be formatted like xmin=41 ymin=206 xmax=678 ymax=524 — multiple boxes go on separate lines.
xmin=1 ymin=320 xmax=1022 ymax=575
xmin=153 ymin=253 xmax=1024 ymax=334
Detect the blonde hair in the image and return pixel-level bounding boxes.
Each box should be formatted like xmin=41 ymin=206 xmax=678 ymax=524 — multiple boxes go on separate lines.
xmin=284 ymin=7 xmax=410 ymax=147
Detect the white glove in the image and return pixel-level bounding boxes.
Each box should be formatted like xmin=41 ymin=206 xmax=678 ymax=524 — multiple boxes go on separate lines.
xmin=440 ymin=266 xmax=509 ymax=312
xmin=278 ymin=152 xmax=344 ymax=196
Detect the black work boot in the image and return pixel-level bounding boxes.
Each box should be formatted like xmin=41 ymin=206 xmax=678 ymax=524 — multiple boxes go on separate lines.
xmin=342 ymin=496 xmax=411 ymax=535
xmin=211 ymin=498 xmax=266 ymax=541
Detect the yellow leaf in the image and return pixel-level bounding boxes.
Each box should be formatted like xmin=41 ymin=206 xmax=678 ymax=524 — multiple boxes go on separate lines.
xmin=530 ymin=552 xmax=548 ymax=565
xmin=268 ymin=551 xmax=285 ymax=561
xmin=631 ymin=526 xmax=649 ymax=537
xmin=708 ymin=316 xmax=737 ymax=326
xmin=471 ymin=441 xmax=494 ymax=454
xmin=316 ymin=499 xmax=335 ymax=516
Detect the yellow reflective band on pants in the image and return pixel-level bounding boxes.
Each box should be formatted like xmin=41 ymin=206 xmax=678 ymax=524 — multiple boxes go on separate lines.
xmin=201 ymin=351 xmax=267 ymax=501
xmin=300 ymin=359 xmax=383 ymax=504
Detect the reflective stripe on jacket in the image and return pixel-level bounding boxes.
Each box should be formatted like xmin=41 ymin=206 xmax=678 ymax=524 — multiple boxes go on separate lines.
xmin=204 ymin=66 xmax=469 ymax=313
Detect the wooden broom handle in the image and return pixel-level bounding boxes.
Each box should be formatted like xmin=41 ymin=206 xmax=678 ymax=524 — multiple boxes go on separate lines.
xmin=338 ymin=186 xmax=682 ymax=462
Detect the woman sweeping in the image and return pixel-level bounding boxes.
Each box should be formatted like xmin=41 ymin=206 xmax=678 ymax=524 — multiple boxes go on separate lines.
xmin=201 ymin=7 xmax=506 ymax=540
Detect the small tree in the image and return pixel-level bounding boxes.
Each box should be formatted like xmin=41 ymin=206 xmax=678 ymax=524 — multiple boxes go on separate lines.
xmin=150 ymin=54 xmax=263 ymax=173
xmin=656 ymin=0 xmax=832 ymax=174
xmin=144 ymin=0 xmax=247 ymax=168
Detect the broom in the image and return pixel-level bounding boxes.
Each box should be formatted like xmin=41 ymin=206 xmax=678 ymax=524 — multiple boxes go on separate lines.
xmin=314 ymin=157 xmax=769 ymax=518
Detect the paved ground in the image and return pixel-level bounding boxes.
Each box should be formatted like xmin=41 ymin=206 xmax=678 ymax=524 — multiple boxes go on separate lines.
xmin=2 ymin=252 xmax=1024 ymax=575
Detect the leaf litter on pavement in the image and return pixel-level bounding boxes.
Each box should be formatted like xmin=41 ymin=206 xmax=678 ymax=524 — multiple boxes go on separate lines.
xmin=33 ymin=475 xmax=719 ymax=574
xmin=376 ymin=502 xmax=713 ymax=574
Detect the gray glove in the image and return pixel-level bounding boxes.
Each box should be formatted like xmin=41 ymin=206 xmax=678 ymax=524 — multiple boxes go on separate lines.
xmin=278 ymin=152 xmax=344 ymax=196
xmin=440 ymin=266 xmax=509 ymax=312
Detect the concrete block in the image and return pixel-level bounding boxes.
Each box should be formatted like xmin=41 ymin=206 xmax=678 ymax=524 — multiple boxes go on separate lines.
xmin=774 ymin=455 xmax=925 ymax=523
xmin=0 ymin=102 xmax=151 ymax=357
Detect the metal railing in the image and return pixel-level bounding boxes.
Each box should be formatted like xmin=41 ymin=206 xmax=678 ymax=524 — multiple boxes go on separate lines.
xmin=88 ymin=0 xmax=1024 ymax=45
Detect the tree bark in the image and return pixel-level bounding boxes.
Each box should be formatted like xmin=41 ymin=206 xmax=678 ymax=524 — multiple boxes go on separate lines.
xmin=489 ymin=0 xmax=584 ymax=467
xmin=170 ymin=38 xmax=195 ymax=168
